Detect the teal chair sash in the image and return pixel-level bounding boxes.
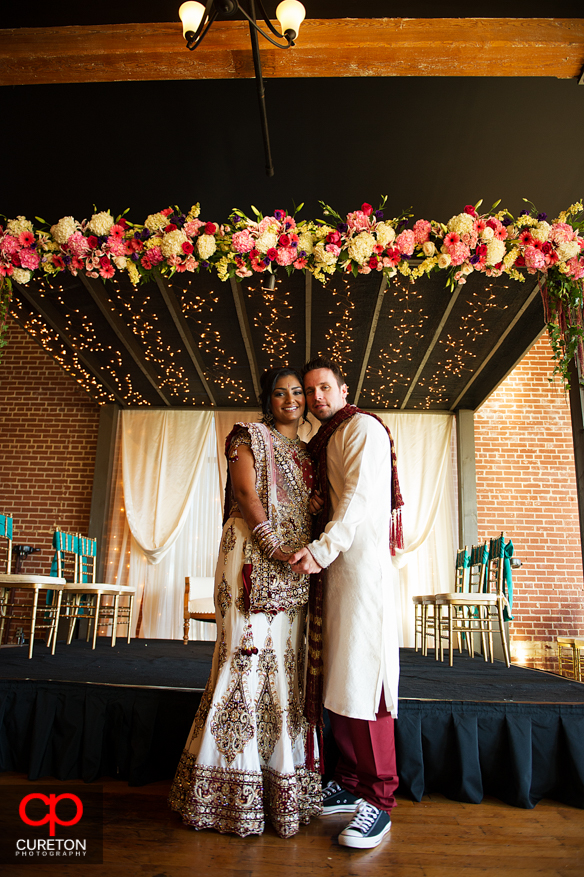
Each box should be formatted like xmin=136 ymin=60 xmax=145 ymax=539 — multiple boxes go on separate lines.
xmin=0 ymin=514 xmax=13 ymax=540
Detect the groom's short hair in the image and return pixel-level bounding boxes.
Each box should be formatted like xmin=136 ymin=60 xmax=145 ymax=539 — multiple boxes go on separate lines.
xmin=301 ymin=356 xmax=346 ymax=388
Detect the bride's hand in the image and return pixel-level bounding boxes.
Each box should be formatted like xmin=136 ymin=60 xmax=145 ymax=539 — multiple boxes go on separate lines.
xmin=272 ymin=545 xmax=293 ymax=562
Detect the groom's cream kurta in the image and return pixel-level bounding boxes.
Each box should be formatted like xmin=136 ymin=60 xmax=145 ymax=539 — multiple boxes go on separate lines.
xmin=308 ymin=413 xmax=400 ymax=721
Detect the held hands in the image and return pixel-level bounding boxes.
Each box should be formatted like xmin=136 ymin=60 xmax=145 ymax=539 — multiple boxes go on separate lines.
xmin=288 ymin=546 xmax=322 ymax=575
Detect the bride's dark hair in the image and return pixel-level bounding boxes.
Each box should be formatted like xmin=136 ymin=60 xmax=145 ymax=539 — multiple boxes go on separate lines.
xmin=259 ymin=366 xmax=306 ymax=423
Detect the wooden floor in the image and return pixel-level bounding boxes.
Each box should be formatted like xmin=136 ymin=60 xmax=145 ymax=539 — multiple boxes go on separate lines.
xmin=1 ymin=772 xmax=583 ymax=877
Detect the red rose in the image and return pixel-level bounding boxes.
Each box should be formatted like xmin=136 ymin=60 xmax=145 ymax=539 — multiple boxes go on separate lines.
xmin=368 ymin=255 xmax=378 ymax=269
xmin=267 ymin=248 xmax=278 ymax=261
xmin=361 ymin=203 xmax=373 ymax=216
xmin=250 ymin=248 xmax=259 ymax=259
xmin=182 ymin=241 xmax=194 ymax=254
xmin=279 ymin=234 xmax=291 ymax=247
xmin=464 ymin=205 xmax=477 ymax=217
xmin=205 ymin=222 xmax=217 ymax=235
xmin=87 ymin=235 xmax=98 ymax=249
xmin=118 ymin=218 xmax=128 ymax=229
xmin=514 ymin=255 xmax=526 ymax=266
xmin=326 ymin=231 xmax=341 ymax=245
xmin=165 ymin=223 xmax=177 ymax=233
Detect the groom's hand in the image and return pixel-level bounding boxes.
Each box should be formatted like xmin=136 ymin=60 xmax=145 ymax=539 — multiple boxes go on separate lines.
xmin=289 ymin=547 xmax=322 ymax=574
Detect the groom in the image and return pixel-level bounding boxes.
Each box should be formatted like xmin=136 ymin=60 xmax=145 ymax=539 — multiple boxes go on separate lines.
xmin=289 ymin=356 xmax=402 ymax=850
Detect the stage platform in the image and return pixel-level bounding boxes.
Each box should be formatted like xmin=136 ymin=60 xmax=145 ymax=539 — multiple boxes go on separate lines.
xmin=1 ymin=639 xmax=583 ymax=809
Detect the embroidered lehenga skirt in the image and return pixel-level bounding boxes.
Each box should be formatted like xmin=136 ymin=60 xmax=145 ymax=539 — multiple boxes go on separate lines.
xmin=169 ymin=516 xmax=322 ymax=837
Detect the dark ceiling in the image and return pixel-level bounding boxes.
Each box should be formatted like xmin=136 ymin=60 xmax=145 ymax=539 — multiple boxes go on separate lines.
xmin=1 ymin=3 xmax=581 ymax=409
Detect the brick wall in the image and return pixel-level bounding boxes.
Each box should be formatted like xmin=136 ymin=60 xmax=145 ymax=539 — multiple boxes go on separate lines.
xmin=475 ymin=333 xmax=584 ymax=672
xmin=0 ymin=319 xmax=100 ymax=643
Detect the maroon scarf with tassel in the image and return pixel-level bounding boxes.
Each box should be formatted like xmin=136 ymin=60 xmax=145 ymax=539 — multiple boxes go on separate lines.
xmin=303 ymin=404 xmax=404 ymax=770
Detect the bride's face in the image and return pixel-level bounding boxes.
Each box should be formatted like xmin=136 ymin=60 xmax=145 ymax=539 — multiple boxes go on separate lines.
xmin=270 ymin=375 xmax=305 ymax=427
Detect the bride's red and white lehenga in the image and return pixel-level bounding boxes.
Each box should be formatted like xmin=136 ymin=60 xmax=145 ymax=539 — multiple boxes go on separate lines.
xmin=169 ymin=422 xmax=322 ymax=837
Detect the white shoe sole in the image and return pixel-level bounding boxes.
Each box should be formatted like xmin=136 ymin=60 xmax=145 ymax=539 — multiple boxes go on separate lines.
xmin=321 ymin=800 xmax=363 ymax=815
xmin=338 ymin=819 xmax=391 ymax=849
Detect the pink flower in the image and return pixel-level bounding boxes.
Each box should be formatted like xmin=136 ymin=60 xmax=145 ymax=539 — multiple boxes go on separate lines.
xmin=161 ymin=208 xmax=173 ymax=217
xmin=395 ymin=229 xmax=415 ymax=256
xmin=232 ymin=230 xmax=255 ymax=253
xmin=385 ymin=248 xmax=401 ymax=267
xmin=413 ymin=219 xmax=432 ymax=244
xmin=110 ymin=224 xmax=125 ymax=238
xmin=71 ymin=256 xmax=85 ymax=272
xmin=67 ymin=232 xmax=91 ymax=257
xmin=147 ymin=246 xmax=163 ymax=266
xmin=326 ymin=230 xmax=342 ymax=246
xmin=18 ymin=231 xmax=35 ymax=247
xmin=106 ymin=236 xmax=125 ymax=256
xmin=184 ymin=219 xmax=204 ymax=236
xmin=361 ymin=203 xmax=374 ymax=216
xmin=251 ymin=257 xmax=267 ymax=272
xmin=0 ymin=235 xmax=19 ymax=256
xmin=19 ymin=249 xmax=39 ymax=270
xmin=325 ymin=243 xmax=341 ymax=257
xmin=141 ymin=255 xmax=152 ymax=270
xmin=99 ymin=256 xmax=115 ymax=278
xmin=293 ymin=257 xmax=307 ymax=269
xmin=258 ymin=217 xmax=277 ymax=234
xmin=444 ymin=232 xmax=460 ymax=248
xmin=53 ymin=255 xmax=65 ymax=270
xmin=266 ymin=248 xmax=278 ymax=262
xmin=184 ymin=256 xmax=199 ymax=272
xmin=449 ymin=241 xmax=471 ymax=266
xmin=346 ymin=211 xmax=370 ymax=232
xmin=550 ymin=222 xmax=575 ymax=244
xmin=464 ymin=205 xmax=477 ymax=217
xmin=524 ymin=245 xmax=546 ymax=272
xmin=276 ymin=247 xmax=297 ymax=266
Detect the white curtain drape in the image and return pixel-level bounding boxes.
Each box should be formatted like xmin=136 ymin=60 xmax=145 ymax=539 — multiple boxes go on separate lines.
xmin=375 ymin=412 xmax=456 ymax=646
xmin=107 ymin=409 xmax=457 ymax=646
xmin=122 ymin=409 xmax=214 ymax=564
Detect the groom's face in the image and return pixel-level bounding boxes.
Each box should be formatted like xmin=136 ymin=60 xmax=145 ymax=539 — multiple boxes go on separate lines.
xmin=303 ymin=368 xmax=348 ymax=422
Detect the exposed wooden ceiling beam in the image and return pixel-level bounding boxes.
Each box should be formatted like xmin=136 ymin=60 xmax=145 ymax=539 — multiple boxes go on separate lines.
xmin=154 ymin=275 xmax=217 ymax=406
xmin=449 ymin=280 xmax=543 ymax=411
xmin=78 ymin=273 xmax=172 ymax=406
xmin=13 ymin=281 xmax=128 ymax=406
xmin=400 ymin=281 xmax=464 ymax=410
xmin=354 ymin=277 xmax=387 ymax=408
xmin=229 ymin=277 xmax=261 ymax=401
xmin=1 ymin=19 xmax=583 ymax=86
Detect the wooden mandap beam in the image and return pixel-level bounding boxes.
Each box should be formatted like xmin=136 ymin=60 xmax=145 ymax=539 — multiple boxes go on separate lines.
xmin=1 ymin=19 xmax=583 ymax=86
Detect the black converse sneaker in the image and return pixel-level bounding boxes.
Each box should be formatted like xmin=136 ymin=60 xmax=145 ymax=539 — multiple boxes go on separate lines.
xmin=338 ymin=800 xmax=392 ymax=849
xmin=322 ymin=781 xmax=363 ymax=815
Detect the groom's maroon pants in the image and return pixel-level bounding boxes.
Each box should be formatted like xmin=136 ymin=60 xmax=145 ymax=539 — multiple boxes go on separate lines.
xmin=328 ymin=691 xmax=398 ymax=813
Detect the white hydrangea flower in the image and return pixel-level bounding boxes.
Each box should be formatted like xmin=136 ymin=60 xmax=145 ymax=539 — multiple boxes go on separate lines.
xmin=447 ymin=213 xmax=475 ymax=237
xmin=557 ymin=241 xmax=580 ymax=262
xmin=197 ymin=234 xmax=217 ymax=260
xmin=375 ymin=222 xmax=396 ymax=248
xmin=486 ymin=238 xmax=506 ymax=266
xmin=297 ymin=232 xmax=314 ymax=255
xmin=532 ymin=221 xmax=551 ymax=242
xmin=11 ymin=267 xmax=32 ymax=284
xmin=347 ymin=231 xmax=375 ymax=265
xmin=255 ymin=231 xmax=278 ymax=254
xmin=50 ymin=216 xmax=77 ymax=244
xmin=145 ymin=212 xmax=168 ymax=232
xmin=87 ymin=211 xmax=114 ymax=236
xmin=313 ymin=242 xmax=338 ymax=266
xmin=161 ymin=229 xmax=188 ymax=257
xmin=6 ymin=216 xmax=33 ymax=236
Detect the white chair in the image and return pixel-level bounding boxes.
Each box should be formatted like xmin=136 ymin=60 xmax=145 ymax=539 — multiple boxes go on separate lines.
xmin=183 ymin=575 xmax=216 ymax=644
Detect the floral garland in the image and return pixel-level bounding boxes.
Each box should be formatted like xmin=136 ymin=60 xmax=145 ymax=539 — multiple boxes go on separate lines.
xmin=1 ymin=198 xmax=583 ymax=387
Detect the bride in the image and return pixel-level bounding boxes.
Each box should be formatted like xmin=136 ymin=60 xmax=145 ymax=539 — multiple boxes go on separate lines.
xmin=169 ymin=366 xmax=322 ymax=837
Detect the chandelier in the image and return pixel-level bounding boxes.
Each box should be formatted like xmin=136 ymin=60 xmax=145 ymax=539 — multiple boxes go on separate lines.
xmin=179 ymin=0 xmax=306 ymax=176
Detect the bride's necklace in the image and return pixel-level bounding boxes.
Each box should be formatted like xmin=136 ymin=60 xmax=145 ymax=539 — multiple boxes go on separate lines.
xmin=270 ymin=425 xmax=301 ymax=445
